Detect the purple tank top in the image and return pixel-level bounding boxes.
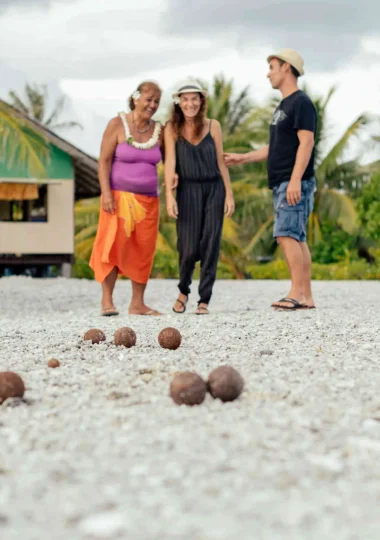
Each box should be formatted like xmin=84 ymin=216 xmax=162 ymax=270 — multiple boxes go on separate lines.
xmin=110 ymin=141 xmax=162 ymax=197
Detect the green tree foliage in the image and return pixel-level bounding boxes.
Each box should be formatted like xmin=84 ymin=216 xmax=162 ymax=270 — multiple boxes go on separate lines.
xmin=357 ymin=172 xmax=380 ymax=242
xmin=8 ymin=83 xmax=82 ymax=131
xmin=0 ymin=101 xmax=49 ymax=178
xmin=73 ymin=77 xmax=376 ymax=279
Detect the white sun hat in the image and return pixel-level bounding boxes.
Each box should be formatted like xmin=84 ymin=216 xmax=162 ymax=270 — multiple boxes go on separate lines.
xmin=172 ymin=80 xmax=208 ymax=100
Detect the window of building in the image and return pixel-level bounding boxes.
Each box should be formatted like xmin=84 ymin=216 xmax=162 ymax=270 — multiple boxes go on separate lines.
xmin=0 ymin=185 xmax=48 ymax=222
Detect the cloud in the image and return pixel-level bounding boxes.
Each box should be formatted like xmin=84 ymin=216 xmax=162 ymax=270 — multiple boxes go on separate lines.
xmin=0 ymin=1 xmax=220 ymax=80
xmin=162 ymin=0 xmax=380 ymax=70
xmin=0 ymin=0 xmax=75 ymax=11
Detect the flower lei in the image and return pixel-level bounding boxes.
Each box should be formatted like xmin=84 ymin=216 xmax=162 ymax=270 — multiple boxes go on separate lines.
xmin=119 ymin=112 xmax=161 ymax=150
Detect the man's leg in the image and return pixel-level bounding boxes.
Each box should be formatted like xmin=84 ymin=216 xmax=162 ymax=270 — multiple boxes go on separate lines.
xmin=273 ymin=237 xmax=306 ymax=308
xmin=300 ymin=242 xmax=315 ymax=308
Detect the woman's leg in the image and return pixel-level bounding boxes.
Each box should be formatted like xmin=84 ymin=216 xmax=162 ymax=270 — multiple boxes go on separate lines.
xmin=129 ymin=280 xmax=160 ymax=315
xmin=174 ymin=184 xmax=203 ymax=311
xmin=101 ymin=266 xmax=118 ymax=311
xmin=197 ymin=182 xmax=225 ymax=313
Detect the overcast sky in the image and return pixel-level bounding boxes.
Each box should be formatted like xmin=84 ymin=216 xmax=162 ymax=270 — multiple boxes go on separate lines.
xmin=0 ymin=0 xmax=379 ymax=161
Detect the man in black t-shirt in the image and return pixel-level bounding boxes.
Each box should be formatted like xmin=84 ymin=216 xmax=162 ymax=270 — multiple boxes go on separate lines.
xmin=225 ymin=48 xmax=317 ymax=310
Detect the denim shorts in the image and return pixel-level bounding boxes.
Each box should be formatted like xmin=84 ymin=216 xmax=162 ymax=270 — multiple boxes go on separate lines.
xmin=273 ymin=177 xmax=316 ymax=243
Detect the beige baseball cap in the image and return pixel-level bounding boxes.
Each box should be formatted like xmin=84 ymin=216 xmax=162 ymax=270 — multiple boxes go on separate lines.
xmin=267 ymin=48 xmax=305 ymax=76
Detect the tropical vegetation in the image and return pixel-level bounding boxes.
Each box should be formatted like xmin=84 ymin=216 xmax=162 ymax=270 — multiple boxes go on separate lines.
xmin=8 ymin=83 xmax=82 ymax=131
xmin=2 ymin=76 xmax=380 ymax=279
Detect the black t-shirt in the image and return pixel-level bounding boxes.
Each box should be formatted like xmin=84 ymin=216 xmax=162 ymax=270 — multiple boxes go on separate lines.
xmin=267 ymin=90 xmax=317 ymax=189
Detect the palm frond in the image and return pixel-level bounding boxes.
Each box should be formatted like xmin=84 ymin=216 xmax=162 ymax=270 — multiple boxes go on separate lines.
xmin=319 ymin=188 xmax=359 ymax=234
xmin=75 ymin=237 xmax=96 ymax=260
xmin=317 ymin=114 xmax=368 ymax=186
xmin=74 ymin=223 xmax=98 ymax=243
xmin=0 ymin=103 xmax=49 ymax=178
xmin=243 ymin=215 xmax=274 ymax=256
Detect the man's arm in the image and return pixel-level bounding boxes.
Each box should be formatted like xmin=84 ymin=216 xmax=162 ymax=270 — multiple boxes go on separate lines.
xmin=224 ymin=145 xmax=269 ymax=167
xmin=286 ymin=130 xmax=314 ymax=206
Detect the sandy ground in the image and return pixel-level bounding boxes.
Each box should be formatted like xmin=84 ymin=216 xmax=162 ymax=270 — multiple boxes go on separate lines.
xmin=1 ymin=277 xmax=380 ymax=540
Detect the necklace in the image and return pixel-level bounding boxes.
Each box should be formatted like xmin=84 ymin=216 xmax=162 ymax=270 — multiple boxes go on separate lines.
xmin=132 ymin=112 xmax=151 ymax=134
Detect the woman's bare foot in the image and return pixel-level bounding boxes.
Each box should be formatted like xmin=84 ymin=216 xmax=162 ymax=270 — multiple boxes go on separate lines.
xmin=128 ymin=304 xmax=161 ymax=316
xmin=195 ymin=303 xmax=209 ymax=315
xmin=173 ymin=293 xmax=188 ymax=314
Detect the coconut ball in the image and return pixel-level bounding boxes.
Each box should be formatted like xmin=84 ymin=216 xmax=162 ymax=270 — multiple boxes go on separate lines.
xmin=158 ymin=327 xmax=182 ymax=350
xmin=208 ymin=366 xmax=244 ymax=402
xmin=0 ymin=372 xmax=25 ymax=404
xmin=84 ymin=329 xmax=106 ymax=344
xmin=170 ymin=372 xmax=207 ymax=406
xmin=114 ymin=327 xmax=137 ymax=348
xmin=48 ymin=358 xmax=60 ymax=369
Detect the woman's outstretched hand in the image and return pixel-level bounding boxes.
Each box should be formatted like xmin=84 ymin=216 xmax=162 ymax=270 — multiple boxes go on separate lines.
xmin=166 ymin=193 xmax=178 ymax=219
xmin=102 ymin=192 xmax=116 ymax=214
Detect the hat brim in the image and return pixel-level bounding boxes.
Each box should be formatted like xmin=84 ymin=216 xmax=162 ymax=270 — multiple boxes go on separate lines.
xmin=172 ymin=89 xmax=208 ymax=99
xmin=267 ymin=54 xmax=305 ymax=76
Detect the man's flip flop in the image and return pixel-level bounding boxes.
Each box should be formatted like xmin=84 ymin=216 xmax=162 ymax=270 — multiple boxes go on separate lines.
xmin=101 ymin=307 xmax=119 ymax=316
xmin=272 ymin=297 xmax=304 ymax=310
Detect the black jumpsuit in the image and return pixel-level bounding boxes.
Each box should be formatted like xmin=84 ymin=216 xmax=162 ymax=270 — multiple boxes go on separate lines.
xmin=175 ymin=122 xmax=225 ymax=305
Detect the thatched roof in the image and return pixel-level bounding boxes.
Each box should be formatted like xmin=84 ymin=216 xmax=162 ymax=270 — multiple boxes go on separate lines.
xmin=0 ymin=99 xmax=99 ymax=200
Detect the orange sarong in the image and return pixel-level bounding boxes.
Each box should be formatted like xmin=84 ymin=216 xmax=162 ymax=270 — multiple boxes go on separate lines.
xmin=89 ymin=190 xmax=159 ymax=284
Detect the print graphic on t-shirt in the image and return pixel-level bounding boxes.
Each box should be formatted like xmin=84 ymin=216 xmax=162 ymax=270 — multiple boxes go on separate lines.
xmin=272 ymin=109 xmax=287 ymax=126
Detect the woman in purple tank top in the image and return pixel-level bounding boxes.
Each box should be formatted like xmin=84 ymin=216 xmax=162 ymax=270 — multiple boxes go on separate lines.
xmin=89 ymin=81 xmax=163 ymax=316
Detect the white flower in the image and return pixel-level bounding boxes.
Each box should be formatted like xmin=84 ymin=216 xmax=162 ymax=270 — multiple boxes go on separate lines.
xmin=131 ymin=90 xmax=141 ymax=101
xmin=173 ymin=97 xmax=181 ymax=105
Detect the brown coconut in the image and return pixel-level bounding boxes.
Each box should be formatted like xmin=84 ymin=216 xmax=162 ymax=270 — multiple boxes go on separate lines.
xmin=207 ymin=366 xmax=244 ymax=402
xmin=48 ymin=358 xmax=60 ymax=369
xmin=170 ymin=372 xmax=207 ymax=406
xmin=0 ymin=372 xmax=25 ymax=404
xmin=83 ymin=328 xmax=106 ymax=344
xmin=114 ymin=327 xmax=136 ymax=348
xmin=158 ymin=327 xmax=182 ymax=350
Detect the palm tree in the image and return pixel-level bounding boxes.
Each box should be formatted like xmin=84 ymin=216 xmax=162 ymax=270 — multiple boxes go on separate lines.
xmin=8 ymin=83 xmax=82 ymax=131
xmin=0 ymin=101 xmax=49 ymax=178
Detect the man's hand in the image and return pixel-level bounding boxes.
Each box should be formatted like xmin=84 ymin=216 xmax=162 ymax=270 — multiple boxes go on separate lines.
xmin=286 ymin=180 xmax=301 ymax=206
xmin=224 ymin=193 xmax=235 ymax=217
xmin=102 ymin=192 xmax=116 ymax=214
xmin=166 ymin=193 xmax=178 ymax=219
xmin=223 ymin=153 xmax=245 ymax=167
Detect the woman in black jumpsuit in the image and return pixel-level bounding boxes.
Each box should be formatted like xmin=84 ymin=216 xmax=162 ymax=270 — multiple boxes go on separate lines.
xmin=164 ymin=81 xmax=235 ymax=315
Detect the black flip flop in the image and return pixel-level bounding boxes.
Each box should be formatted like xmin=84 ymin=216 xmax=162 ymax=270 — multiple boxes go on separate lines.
xmin=272 ymin=297 xmax=303 ymax=310
xmin=172 ymin=298 xmax=188 ymax=314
